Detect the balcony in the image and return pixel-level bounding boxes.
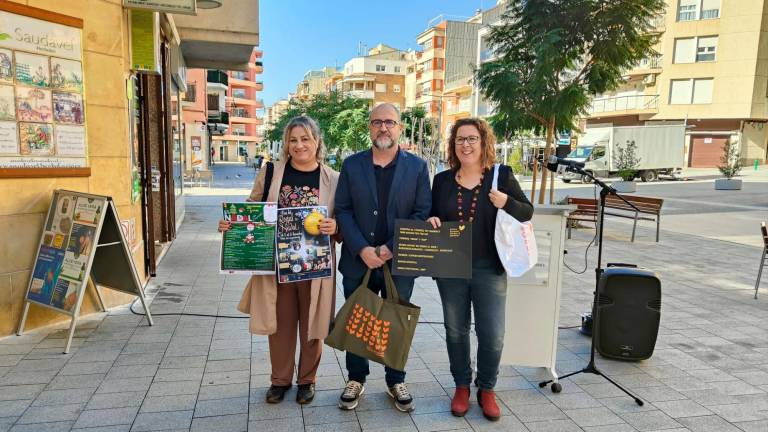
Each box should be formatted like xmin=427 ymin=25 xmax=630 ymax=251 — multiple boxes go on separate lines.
xmin=587 ymin=94 xmax=659 ymax=117
xmin=171 ymin=2 xmax=258 ymax=71
xmin=627 ymin=54 xmax=663 ymax=76
xmin=207 ymin=70 xmax=228 ymax=90
xmin=345 ymin=89 xmax=374 ymax=99
xmin=447 ymin=98 xmax=473 ymax=116
xmin=253 ymin=61 xmax=263 ymax=74
xmin=208 ymin=111 xmax=229 ymax=127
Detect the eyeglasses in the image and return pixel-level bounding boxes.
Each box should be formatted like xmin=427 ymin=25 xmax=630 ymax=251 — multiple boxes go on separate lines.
xmin=369 ymin=119 xmax=399 ymax=128
xmin=455 ymin=136 xmax=480 ymax=146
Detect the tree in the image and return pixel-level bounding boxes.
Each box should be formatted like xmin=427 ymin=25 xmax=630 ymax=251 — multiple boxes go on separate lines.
xmin=614 ymin=140 xmax=641 ymax=181
xmin=718 ymin=139 xmax=743 ymax=179
xmin=265 ymin=91 xmax=369 ymax=162
xmin=327 ymin=106 xmax=370 ymax=169
xmin=477 ymin=0 xmax=665 ymax=204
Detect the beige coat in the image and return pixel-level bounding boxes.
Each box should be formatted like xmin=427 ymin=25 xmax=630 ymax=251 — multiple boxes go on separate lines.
xmin=237 ymin=161 xmax=340 ymax=340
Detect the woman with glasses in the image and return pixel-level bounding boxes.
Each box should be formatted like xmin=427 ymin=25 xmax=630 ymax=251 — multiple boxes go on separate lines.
xmin=427 ymin=117 xmax=533 ymax=421
xmin=218 ymin=116 xmax=340 ymax=405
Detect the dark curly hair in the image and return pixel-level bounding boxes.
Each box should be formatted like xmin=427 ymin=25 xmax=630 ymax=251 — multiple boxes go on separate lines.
xmin=446 ymin=117 xmax=497 ymax=171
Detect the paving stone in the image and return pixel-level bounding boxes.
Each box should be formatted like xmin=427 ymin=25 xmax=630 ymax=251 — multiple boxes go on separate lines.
xmin=130 ymin=410 xmax=193 ymax=431
xmin=197 ymin=382 xmax=248 ymax=400
xmin=0 ymin=399 xmax=31 ymax=417
xmin=159 ymin=355 xmax=207 ymax=369
xmin=620 ymin=409 xmax=682 ymax=431
xmin=16 ymin=402 xmax=84 ymax=424
xmin=47 ymin=374 xmax=104 ymax=391
xmin=9 ymin=421 xmax=74 ymax=431
xmin=72 ymin=426 xmax=131 ymax=432
xmin=59 ymin=361 xmax=114 ymax=376
xmin=193 ymin=396 xmax=248 ymax=417
xmin=301 ymin=405 xmax=358 ymax=425
xmin=153 ymin=367 xmax=204 ymax=382
xmin=357 ymin=408 xmax=416 ymax=429
xmin=247 ymin=417 xmax=303 ymax=431
xmin=0 ymin=384 xmax=44 ymax=401
xmin=653 ymin=399 xmax=714 ymax=418
xmin=32 ymin=388 xmax=95 ymax=406
xmin=146 ymin=380 xmax=200 ymax=397
xmin=564 ymin=406 xmax=624 ymax=427
xmin=248 ymin=400 xmax=301 ymax=421
xmin=524 ymin=419 xmax=584 ymax=432
xmin=96 ymin=377 xmax=153 ymax=394
xmin=509 ymin=402 xmax=568 ymax=423
xmin=140 ymin=394 xmax=197 ymax=413
xmin=191 ymin=414 xmax=248 ymax=432
xmin=677 ymin=414 xmax=743 ymax=431
xmin=304 ymin=421 xmax=362 ymax=432
xmin=72 ymin=407 xmax=139 ymax=429
xmin=411 ymin=411 xmax=469 ymax=432
xmin=86 ymin=392 xmax=146 ymax=410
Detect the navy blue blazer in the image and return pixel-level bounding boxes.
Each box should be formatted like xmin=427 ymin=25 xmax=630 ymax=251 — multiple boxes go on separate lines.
xmin=335 ymin=149 xmax=432 ymax=280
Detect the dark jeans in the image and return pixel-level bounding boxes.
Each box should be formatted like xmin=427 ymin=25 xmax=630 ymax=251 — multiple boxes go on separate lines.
xmin=436 ymin=259 xmax=507 ymax=389
xmin=342 ymin=268 xmax=414 ymax=387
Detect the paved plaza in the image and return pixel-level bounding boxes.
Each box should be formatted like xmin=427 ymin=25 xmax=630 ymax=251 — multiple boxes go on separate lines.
xmin=1 ymin=166 xmax=767 ymax=431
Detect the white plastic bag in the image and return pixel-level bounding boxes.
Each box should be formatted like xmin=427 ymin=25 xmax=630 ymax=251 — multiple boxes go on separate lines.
xmin=492 ymin=164 xmax=537 ymax=277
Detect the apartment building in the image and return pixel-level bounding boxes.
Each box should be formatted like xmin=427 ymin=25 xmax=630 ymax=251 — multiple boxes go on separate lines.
xmin=413 ymin=6 xmax=504 ymax=145
xmin=585 ymin=0 xmax=768 ymax=166
xmin=208 ymin=48 xmax=264 ymax=162
xmin=296 ymin=67 xmax=338 ymax=100
xmin=341 ymin=44 xmax=408 ymax=109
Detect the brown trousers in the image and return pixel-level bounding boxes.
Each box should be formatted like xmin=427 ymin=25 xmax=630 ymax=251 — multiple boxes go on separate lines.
xmin=268 ymin=280 xmax=322 ymax=386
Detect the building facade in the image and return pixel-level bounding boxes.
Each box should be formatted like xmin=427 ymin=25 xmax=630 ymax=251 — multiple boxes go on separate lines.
xmin=209 ymin=49 xmax=264 ymax=163
xmin=583 ymin=0 xmax=768 ymax=167
xmin=341 ymin=44 xmax=408 ymax=109
xmin=0 ymin=0 xmax=259 ymax=337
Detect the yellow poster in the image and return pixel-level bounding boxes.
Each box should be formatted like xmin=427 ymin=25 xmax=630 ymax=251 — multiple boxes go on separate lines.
xmin=130 ymin=10 xmax=157 ymax=72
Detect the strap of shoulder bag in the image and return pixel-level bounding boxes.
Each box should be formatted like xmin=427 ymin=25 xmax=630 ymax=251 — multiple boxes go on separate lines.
xmin=261 ymin=162 xmax=274 ymax=202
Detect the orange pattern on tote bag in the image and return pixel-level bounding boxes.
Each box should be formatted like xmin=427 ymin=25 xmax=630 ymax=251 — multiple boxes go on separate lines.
xmin=344 ymin=303 xmax=390 ymax=357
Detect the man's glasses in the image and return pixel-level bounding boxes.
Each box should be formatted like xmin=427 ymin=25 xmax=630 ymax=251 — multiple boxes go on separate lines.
xmin=455 ymin=136 xmax=480 ymax=146
xmin=369 ymin=119 xmax=399 ymax=128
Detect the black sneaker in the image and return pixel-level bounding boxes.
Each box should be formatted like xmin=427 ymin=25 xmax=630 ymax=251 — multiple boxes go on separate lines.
xmin=296 ymin=383 xmax=315 ymax=404
xmin=338 ymin=380 xmax=365 ymax=410
xmin=387 ymin=382 xmax=414 ymax=412
xmin=266 ymin=385 xmax=291 ymax=404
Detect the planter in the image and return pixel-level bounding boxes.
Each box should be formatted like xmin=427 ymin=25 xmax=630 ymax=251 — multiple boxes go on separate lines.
xmin=613 ymin=180 xmax=637 ymax=193
xmin=715 ymin=178 xmax=742 ymax=190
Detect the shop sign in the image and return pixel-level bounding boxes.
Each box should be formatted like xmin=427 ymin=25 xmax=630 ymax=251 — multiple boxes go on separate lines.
xmin=0 ymin=5 xmax=87 ymax=170
xmin=123 ymin=0 xmax=196 ymax=15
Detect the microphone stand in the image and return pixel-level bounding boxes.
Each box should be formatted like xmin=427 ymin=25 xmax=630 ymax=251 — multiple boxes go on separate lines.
xmin=538 ymin=165 xmax=644 ymax=406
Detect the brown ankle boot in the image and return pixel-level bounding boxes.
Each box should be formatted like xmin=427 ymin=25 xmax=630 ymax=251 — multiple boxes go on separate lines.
xmin=451 ymin=386 xmax=470 ymax=417
xmin=477 ymin=389 xmax=500 ymax=421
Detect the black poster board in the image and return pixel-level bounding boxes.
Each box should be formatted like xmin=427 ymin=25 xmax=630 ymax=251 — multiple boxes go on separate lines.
xmin=392 ymin=219 xmax=472 ymax=279
xmin=17 ymin=190 xmax=153 ymax=353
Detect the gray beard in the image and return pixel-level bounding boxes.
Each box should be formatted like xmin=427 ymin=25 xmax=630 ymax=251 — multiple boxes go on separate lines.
xmin=374 ymin=137 xmax=395 ymax=150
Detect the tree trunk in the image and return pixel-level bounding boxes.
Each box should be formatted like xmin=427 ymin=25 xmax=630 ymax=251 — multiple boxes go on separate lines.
xmin=537 ymin=117 xmax=556 ymax=204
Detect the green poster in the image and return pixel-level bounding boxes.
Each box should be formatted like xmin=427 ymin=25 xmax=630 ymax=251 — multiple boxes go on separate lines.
xmin=130 ymin=10 xmax=157 ymax=72
xmin=220 ymin=202 xmax=277 ymax=274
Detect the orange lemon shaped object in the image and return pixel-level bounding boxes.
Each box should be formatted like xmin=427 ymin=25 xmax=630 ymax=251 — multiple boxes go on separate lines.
xmin=303 ymin=210 xmax=324 ymax=236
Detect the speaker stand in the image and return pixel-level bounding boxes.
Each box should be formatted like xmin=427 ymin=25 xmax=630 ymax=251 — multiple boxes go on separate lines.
xmin=538 ymin=169 xmax=644 ymax=406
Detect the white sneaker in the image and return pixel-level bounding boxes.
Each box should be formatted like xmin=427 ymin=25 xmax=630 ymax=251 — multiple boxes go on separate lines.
xmin=387 ymin=382 xmax=415 ymax=412
xmin=338 ymin=380 xmax=365 ymax=410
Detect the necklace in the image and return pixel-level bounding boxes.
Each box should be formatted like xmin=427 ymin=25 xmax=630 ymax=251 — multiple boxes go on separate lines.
xmin=456 ymin=169 xmax=483 ymax=224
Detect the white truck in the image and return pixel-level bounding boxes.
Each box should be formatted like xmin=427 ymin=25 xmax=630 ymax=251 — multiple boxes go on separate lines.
xmin=561 ymin=124 xmax=686 ymax=183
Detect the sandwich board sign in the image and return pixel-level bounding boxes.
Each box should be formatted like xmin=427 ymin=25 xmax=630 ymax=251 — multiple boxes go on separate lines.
xmin=17 ymin=190 xmax=153 ymax=353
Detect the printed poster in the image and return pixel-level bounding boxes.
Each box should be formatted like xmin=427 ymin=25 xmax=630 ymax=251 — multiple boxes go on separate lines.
xmin=53 ymin=92 xmax=83 ymax=124
xmin=14 ymin=51 xmax=49 ymax=88
xmin=0 ymin=121 xmax=17 ymax=154
xmin=27 ymin=245 xmax=65 ymax=306
xmin=276 ymin=206 xmax=332 ymax=283
xmin=44 ymin=193 xmax=75 ymax=249
xmin=50 ymin=58 xmax=83 ymax=93
xmin=0 ymin=49 xmax=13 ymax=84
xmin=54 ymin=125 xmax=85 ymax=156
xmin=18 ymin=122 xmax=52 ymax=155
xmin=50 ymin=277 xmax=79 ymax=311
xmin=0 ymin=85 xmax=15 ymax=121
xmin=220 ymin=202 xmax=277 ymax=274
xmin=73 ymin=196 xmax=104 ymax=225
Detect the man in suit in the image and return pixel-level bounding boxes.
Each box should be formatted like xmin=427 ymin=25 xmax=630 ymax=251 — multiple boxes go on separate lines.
xmin=335 ymin=103 xmax=431 ymax=412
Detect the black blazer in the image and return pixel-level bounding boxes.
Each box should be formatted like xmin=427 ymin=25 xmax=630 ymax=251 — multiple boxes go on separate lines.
xmin=430 ymin=164 xmax=534 ymax=274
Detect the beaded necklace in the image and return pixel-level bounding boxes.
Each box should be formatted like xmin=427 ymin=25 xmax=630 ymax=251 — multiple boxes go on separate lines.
xmin=456 ymin=169 xmax=484 ymax=223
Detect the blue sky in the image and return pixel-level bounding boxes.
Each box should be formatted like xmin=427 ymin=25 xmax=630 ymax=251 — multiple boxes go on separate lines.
xmin=260 ymin=0 xmax=492 ymax=106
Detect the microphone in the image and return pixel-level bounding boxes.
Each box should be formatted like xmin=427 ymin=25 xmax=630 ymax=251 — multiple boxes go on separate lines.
xmin=545 ymin=155 xmax=585 ymax=173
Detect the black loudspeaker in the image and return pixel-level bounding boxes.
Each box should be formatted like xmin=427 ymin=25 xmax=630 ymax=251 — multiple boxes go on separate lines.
xmin=594 ymin=264 xmax=661 ymax=361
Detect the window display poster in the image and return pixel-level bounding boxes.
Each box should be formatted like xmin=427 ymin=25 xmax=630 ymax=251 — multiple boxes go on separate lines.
xmin=276 ymin=206 xmax=332 ymax=283
xmin=74 ymin=196 xmax=103 ymax=225
xmin=27 ymin=245 xmax=65 ymax=305
xmin=220 ymin=202 xmax=277 ymax=274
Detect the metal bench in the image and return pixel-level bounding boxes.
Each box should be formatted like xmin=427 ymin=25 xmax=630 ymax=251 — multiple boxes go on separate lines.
xmin=756 ymin=222 xmax=768 ymax=299
xmin=567 ymin=195 xmax=664 ymax=242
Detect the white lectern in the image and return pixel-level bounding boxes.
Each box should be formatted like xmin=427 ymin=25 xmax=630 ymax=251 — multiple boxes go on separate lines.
xmin=500 ymin=205 xmax=574 ymax=392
